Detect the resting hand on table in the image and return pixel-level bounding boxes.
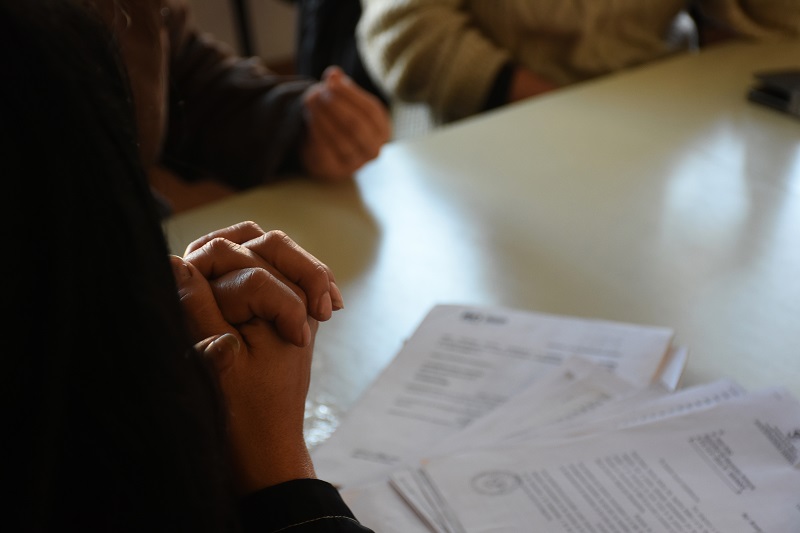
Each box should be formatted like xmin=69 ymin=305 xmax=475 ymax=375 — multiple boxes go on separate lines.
xmin=300 ymin=66 xmax=391 ymax=182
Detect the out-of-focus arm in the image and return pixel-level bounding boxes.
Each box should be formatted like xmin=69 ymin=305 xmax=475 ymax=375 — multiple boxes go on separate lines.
xmin=357 ymin=0 xmax=511 ymax=123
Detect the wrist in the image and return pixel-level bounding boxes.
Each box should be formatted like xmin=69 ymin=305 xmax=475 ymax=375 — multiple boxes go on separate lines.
xmin=509 ymin=66 xmax=558 ymax=102
xmin=235 ymin=443 xmax=316 ymax=494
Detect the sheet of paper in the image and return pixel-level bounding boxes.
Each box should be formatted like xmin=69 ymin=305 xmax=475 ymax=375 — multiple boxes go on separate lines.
xmin=313 ymin=304 xmax=675 ymax=488
xmin=656 ymin=344 xmax=689 ymax=391
xmin=504 ymin=377 xmax=749 ymax=446
xmin=414 ymin=389 xmax=800 ymax=533
xmin=426 ymin=357 xmax=639 ymax=457
xmin=389 ymin=468 xmax=455 ymax=533
xmin=394 ymin=375 xmax=746 ymax=532
xmin=370 ymin=359 xmax=644 ymax=533
xmin=340 ymin=478 xmax=434 ymax=533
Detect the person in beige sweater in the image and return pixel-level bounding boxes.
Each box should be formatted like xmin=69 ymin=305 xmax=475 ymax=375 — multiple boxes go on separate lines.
xmin=357 ymin=0 xmax=800 ymax=132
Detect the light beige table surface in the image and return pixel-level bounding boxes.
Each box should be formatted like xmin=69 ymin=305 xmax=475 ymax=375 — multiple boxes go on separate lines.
xmin=165 ymin=40 xmax=800 ymax=432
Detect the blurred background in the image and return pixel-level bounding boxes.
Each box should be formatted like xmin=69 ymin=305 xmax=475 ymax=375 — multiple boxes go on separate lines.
xmin=188 ymin=0 xmax=297 ymax=73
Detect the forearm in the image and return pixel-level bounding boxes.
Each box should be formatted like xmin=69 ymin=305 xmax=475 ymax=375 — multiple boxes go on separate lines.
xmin=358 ymin=0 xmax=510 ymax=123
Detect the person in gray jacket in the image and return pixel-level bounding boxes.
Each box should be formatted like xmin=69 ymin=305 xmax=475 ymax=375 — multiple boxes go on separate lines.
xmin=91 ymin=0 xmax=391 ymax=213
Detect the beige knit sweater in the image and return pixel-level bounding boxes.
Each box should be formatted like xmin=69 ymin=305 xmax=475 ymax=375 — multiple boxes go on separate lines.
xmin=357 ymin=0 xmax=800 ymax=129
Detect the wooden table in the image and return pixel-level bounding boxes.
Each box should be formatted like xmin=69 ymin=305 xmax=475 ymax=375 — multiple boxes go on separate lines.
xmin=165 ymin=40 xmax=800 ymax=433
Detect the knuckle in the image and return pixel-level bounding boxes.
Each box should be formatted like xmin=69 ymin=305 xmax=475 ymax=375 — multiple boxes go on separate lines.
xmin=204 ymin=236 xmax=235 ymax=253
xmin=265 ymin=229 xmax=296 ymax=249
xmin=313 ymin=262 xmax=330 ymax=281
xmin=237 ymin=220 xmax=263 ymax=233
xmin=366 ymin=144 xmax=381 ymax=160
xmin=242 ymin=267 xmax=272 ymax=292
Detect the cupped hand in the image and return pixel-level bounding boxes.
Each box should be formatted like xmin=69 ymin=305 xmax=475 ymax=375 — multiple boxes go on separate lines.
xmin=300 ymin=66 xmax=391 ymax=181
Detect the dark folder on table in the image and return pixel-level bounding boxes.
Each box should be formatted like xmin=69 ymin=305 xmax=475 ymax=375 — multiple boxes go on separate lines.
xmin=748 ymin=69 xmax=800 ymax=118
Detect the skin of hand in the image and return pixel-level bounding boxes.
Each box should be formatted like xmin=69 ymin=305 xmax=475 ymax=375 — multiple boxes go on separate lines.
xmin=172 ymin=256 xmax=318 ymax=493
xmin=183 ymin=221 xmax=343 ymax=347
xmin=300 ymin=65 xmax=392 ymax=182
xmin=508 ymin=66 xmax=560 ymax=103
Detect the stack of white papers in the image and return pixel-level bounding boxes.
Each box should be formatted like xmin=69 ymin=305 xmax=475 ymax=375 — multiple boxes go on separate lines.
xmin=311 ymin=304 xmax=800 ymax=532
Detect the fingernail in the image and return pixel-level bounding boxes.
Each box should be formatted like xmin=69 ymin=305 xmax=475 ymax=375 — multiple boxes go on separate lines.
xmin=170 ymin=255 xmax=192 ymax=280
xmin=205 ymin=333 xmax=240 ymax=366
xmin=316 ymin=291 xmax=333 ymax=319
xmin=330 ymin=282 xmax=344 ymax=310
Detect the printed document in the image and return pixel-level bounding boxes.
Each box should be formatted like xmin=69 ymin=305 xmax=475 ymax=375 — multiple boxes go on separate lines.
xmin=405 ymin=389 xmax=800 ymax=532
xmin=312 ymin=304 xmax=676 ymax=488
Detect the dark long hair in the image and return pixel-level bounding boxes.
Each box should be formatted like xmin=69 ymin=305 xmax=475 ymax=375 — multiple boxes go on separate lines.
xmin=0 ymin=1 xmax=236 ymax=530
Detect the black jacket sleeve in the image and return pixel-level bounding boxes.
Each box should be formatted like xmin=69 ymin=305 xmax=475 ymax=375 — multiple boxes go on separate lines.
xmin=240 ymin=479 xmax=376 ymax=533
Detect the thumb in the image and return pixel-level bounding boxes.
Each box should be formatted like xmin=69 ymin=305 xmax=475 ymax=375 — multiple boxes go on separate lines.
xmin=195 ymin=333 xmax=241 ymax=374
xmin=322 ymin=65 xmax=348 ymax=86
xmin=169 ymin=254 xmax=237 ymax=345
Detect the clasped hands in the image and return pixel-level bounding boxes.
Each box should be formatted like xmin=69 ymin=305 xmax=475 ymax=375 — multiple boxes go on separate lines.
xmin=169 ymin=221 xmax=342 ymax=494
